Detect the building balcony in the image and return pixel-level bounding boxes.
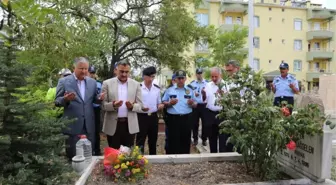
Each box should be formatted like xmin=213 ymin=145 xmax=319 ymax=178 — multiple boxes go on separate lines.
xmin=307 ymin=27 xmax=333 ymax=41
xmin=219 ymin=0 xmax=248 ymax=14
xmin=307 ymin=9 xmax=336 ymax=20
xmin=306 ymin=69 xmax=333 ymax=81
xmin=306 ymin=48 xmax=333 ymax=61
xmin=219 ymin=24 xmax=248 ymax=32
xmin=197 ymin=0 xmax=209 ymax=9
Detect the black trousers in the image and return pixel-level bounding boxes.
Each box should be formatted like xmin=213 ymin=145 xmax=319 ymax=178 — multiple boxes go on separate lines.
xmin=205 ymin=109 xmax=233 ymax=153
xmin=135 ymin=113 xmax=158 ymax=155
xmin=107 ymin=119 xmax=135 ymax=149
xmin=65 ymin=123 xmax=95 ymax=161
xmin=273 ymin=96 xmax=294 ymax=114
xmin=93 ymin=107 xmax=101 ymax=155
xmin=192 ymin=104 xmax=207 ymax=142
xmin=166 ymin=113 xmax=192 ymax=154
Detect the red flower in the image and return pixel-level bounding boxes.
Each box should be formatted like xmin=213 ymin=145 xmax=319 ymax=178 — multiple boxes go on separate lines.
xmin=286 ymin=140 xmax=296 ymax=151
xmin=281 ymin=107 xmax=290 ymax=117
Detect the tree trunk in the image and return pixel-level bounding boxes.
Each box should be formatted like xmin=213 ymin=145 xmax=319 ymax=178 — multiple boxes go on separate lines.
xmin=108 ymin=56 xmax=120 ymax=79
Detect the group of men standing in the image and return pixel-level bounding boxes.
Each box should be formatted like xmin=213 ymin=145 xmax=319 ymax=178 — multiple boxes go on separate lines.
xmin=55 ymin=57 xmax=300 ymax=161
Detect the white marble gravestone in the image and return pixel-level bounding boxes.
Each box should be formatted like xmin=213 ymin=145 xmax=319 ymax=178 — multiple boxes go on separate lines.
xmin=278 ymin=132 xmax=333 ymax=182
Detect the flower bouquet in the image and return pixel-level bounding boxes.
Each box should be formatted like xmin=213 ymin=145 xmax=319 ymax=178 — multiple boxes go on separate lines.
xmin=103 ymin=146 xmax=150 ymax=183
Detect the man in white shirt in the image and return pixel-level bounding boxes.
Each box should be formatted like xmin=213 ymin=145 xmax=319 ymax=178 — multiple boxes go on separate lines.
xmin=201 ymin=67 xmax=233 ymax=153
xmin=136 ymin=66 xmax=164 ymax=155
xmin=102 ymin=60 xmax=144 ymax=149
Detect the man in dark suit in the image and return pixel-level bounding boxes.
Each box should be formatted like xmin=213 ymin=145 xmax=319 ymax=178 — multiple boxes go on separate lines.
xmin=55 ymin=57 xmax=104 ymax=161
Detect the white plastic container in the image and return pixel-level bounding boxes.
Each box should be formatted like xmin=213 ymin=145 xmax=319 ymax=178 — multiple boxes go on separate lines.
xmin=75 ymin=135 xmax=92 ymax=164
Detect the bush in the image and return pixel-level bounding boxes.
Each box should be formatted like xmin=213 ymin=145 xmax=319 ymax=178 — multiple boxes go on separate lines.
xmin=217 ymin=66 xmax=331 ymax=180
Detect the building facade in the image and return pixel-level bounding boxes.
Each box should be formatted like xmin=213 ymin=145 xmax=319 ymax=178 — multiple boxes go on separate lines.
xmin=191 ymin=0 xmax=336 ymax=90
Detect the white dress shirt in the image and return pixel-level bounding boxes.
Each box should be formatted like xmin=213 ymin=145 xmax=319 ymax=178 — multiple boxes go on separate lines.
xmin=140 ymin=82 xmax=161 ymax=113
xmin=204 ymin=80 xmax=225 ymax=112
xmin=117 ymin=79 xmax=128 ymax=118
xmin=74 ymin=74 xmax=86 ymax=100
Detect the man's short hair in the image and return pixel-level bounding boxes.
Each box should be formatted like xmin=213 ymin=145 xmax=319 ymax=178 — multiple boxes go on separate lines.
xmin=117 ymin=60 xmax=131 ymax=67
xmin=73 ymin=57 xmax=89 ymax=67
xmin=225 ymin=60 xmax=239 ymax=67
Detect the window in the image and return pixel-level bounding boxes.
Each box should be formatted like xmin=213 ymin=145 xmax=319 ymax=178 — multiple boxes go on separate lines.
xmin=293 ymin=60 xmax=302 ymax=72
xmin=195 ymin=39 xmax=208 ymax=51
xmin=269 ymin=60 xmax=272 ymax=63
xmin=236 ymin=17 xmax=242 ymax=25
xmin=294 ymin=19 xmax=302 ymax=30
xmin=254 ymin=16 xmax=260 ymax=28
xmin=269 ymin=7 xmax=272 ymax=11
xmin=282 ymin=39 xmax=285 ymax=44
xmin=314 ymin=22 xmax=321 ymax=30
xmin=294 ymin=40 xmax=302 ymax=50
xmin=282 ymin=9 xmax=285 ymax=12
xmin=314 ymin=62 xmax=320 ymax=71
xmin=225 ymin=16 xmax=233 ymax=24
xmin=253 ymin=59 xmax=260 ymax=71
xmin=196 ymin=13 xmax=209 ymax=26
xmin=274 ymin=0 xmax=277 ymax=3
xmin=314 ymin=42 xmax=320 ymax=49
xmin=269 ymin=17 xmax=272 ymax=21
xmin=269 ymin=38 xmax=272 ymax=43
xmin=253 ymin=37 xmax=260 ymax=48
xmin=282 ymin=18 xmax=285 ymax=23
xmin=261 ymin=0 xmax=264 ymax=3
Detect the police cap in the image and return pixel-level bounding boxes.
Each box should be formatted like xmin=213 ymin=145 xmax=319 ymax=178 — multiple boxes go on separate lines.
xmin=279 ymin=63 xmax=289 ymax=69
xmin=88 ymin=66 xmax=96 ymax=73
xmin=175 ymin=70 xmax=186 ymax=78
xmin=196 ymin=68 xmax=203 ymax=74
xmin=142 ymin=66 xmax=156 ymax=76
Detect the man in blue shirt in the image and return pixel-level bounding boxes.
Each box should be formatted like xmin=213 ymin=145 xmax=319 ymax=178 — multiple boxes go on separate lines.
xmin=271 ymin=63 xmax=299 ymax=114
xmin=88 ymin=66 xmax=103 ymax=155
xmin=189 ymin=68 xmax=208 ymax=146
xmin=162 ymin=70 xmax=197 ymax=154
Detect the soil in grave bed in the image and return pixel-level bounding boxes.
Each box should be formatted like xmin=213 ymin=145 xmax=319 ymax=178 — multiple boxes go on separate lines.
xmin=86 ymin=161 xmax=292 ymax=185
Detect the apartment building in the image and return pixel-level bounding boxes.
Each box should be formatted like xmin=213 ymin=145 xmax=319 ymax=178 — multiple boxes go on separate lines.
xmin=191 ymin=0 xmax=336 ymax=90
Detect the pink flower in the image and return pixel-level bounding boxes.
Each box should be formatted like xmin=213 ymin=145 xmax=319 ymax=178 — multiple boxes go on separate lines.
xmin=286 ymin=140 xmax=296 ymax=151
xmin=125 ymin=170 xmax=131 ymax=177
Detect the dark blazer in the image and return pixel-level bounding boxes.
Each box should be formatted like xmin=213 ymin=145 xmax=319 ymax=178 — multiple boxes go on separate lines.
xmin=55 ymin=74 xmax=100 ymax=135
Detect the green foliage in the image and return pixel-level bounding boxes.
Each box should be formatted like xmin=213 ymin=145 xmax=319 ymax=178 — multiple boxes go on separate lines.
xmin=217 ymin=66 xmax=328 ymax=180
xmin=0 ymin=8 xmax=75 ymax=184
xmin=199 ymin=25 xmax=248 ymax=69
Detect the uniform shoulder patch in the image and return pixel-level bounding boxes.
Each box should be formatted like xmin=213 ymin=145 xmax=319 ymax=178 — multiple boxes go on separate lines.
xmin=154 ymin=84 xmax=160 ymax=89
xmin=140 ymin=84 xmax=143 ymax=86
xmin=289 ymin=75 xmax=296 ymax=80
xmin=190 ymin=80 xmax=195 ymax=83
xmin=187 ymin=84 xmax=195 ymax=90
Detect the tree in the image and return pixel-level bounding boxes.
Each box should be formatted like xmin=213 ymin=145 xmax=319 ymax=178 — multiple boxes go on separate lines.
xmin=24 ymin=0 xmax=206 ymax=79
xmin=0 ymin=1 xmax=75 ymax=184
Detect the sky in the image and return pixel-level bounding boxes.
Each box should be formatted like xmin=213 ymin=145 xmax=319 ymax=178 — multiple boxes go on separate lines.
xmin=315 ymin=0 xmax=336 ymax=9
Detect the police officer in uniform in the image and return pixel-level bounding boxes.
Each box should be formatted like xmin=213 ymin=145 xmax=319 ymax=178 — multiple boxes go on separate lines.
xmin=271 ymin=63 xmax=299 ymax=114
xmin=88 ymin=66 xmax=103 ymax=155
xmin=189 ymin=68 xmax=208 ymax=146
xmin=136 ymin=66 xmax=164 ymax=155
xmin=162 ymin=70 xmax=197 ymax=154
xmin=162 ymin=74 xmax=176 ymax=154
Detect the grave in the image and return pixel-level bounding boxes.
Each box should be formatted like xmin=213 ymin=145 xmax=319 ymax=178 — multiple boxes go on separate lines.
xmin=278 ymin=93 xmax=333 ymax=182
